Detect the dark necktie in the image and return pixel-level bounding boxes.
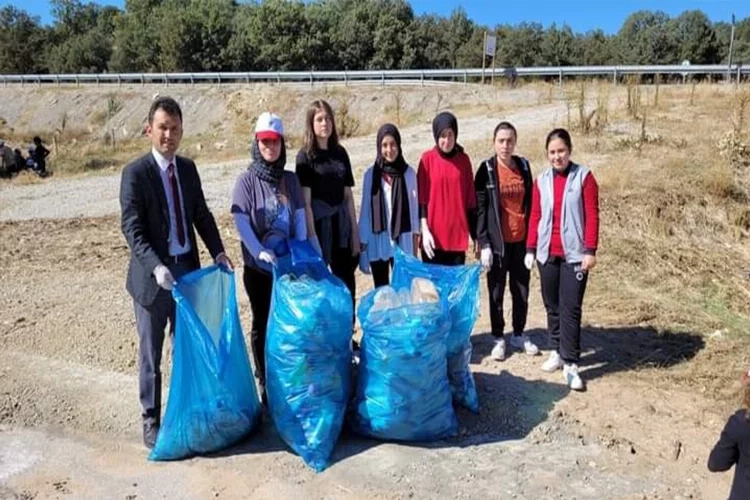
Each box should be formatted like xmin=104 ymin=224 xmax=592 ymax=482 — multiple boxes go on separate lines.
xmin=167 ymin=162 xmax=186 ymax=247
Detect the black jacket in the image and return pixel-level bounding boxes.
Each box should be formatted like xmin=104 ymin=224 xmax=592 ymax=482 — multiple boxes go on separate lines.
xmin=708 ymin=409 xmax=750 ymax=500
xmin=474 ymin=155 xmax=533 ymax=256
xmin=119 ymin=152 xmax=225 ymax=306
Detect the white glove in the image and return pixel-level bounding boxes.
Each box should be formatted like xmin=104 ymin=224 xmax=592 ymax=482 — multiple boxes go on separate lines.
xmin=524 ymin=253 xmax=535 ymax=270
xmin=258 ymin=250 xmax=277 ymax=266
xmin=153 ymin=264 xmax=175 ymax=291
xmin=309 ymin=235 xmax=323 ymax=256
xmin=420 ymin=220 xmax=435 ymax=259
xmin=480 ymin=247 xmax=493 ymax=271
xmin=358 ymin=250 xmax=371 ymax=274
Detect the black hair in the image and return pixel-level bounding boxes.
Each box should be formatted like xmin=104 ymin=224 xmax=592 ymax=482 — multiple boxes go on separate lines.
xmin=493 ymin=121 xmax=517 ymax=140
xmin=148 ymin=96 xmax=183 ymax=124
xmin=545 ymin=128 xmax=573 ymax=152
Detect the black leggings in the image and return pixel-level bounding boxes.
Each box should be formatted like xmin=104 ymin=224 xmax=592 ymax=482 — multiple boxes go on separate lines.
xmin=486 ymin=242 xmax=530 ymax=337
xmin=370 ymin=258 xmax=393 ymax=288
xmin=242 ymin=265 xmax=273 ymax=393
xmin=538 ymin=257 xmax=588 ymax=364
xmin=329 ymin=245 xmax=357 ymax=327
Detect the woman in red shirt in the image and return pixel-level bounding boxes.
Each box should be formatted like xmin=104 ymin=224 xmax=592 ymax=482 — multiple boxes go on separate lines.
xmin=526 ymin=128 xmax=599 ymax=391
xmin=417 ymin=112 xmax=476 ymax=265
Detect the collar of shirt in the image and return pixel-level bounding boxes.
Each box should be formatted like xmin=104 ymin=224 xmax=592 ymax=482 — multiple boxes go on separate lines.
xmin=152 ymin=147 xmax=176 ymax=172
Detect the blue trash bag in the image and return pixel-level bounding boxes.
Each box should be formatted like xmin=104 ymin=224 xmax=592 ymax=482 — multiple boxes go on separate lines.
xmin=351 ymin=285 xmax=458 ymax=441
xmin=266 ymin=240 xmax=353 ymax=472
xmin=391 ymin=248 xmax=481 ymax=413
xmin=149 ymin=265 xmax=262 ymax=461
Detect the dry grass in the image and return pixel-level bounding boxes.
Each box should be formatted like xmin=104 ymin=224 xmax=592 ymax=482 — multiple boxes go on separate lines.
xmin=458 ymin=81 xmax=750 ymax=402
xmin=564 ymin=81 xmax=750 ymax=399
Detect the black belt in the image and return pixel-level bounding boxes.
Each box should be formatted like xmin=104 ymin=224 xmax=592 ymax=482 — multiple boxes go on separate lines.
xmin=169 ymin=252 xmax=192 ymax=264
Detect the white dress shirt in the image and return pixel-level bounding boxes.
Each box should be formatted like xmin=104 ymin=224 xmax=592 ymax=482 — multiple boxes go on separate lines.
xmin=152 ymin=148 xmax=191 ymax=256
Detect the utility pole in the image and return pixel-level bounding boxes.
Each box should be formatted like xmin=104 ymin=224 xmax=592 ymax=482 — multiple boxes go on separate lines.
xmin=728 ymin=13 xmax=736 ymax=82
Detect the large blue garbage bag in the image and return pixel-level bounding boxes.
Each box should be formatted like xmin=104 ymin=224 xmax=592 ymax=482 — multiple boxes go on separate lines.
xmin=392 ymin=248 xmax=481 ymax=413
xmin=351 ymin=286 xmax=458 ymax=441
xmin=149 ymin=265 xmax=262 ymax=461
xmin=266 ymin=240 xmax=353 ymax=472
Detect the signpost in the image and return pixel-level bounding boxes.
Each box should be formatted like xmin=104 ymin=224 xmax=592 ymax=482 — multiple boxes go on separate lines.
xmin=728 ymin=14 xmax=736 ymax=82
xmin=482 ymin=32 xmax=497 ymax=84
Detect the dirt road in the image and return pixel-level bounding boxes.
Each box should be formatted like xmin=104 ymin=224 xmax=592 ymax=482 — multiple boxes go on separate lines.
xmin=0 ymin=94 xmax=736 ymax=499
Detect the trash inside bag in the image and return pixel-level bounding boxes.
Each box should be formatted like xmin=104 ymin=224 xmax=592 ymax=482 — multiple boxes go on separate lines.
xmin=391 ymin=248 xmax=481 ymax=413
xmin=351 ymin=280 xmax=458 ymax=441
xmin=149 ymin=265 xmax=261 ymax=461
xmin=266 ymin=240 xmax=353 ymax=472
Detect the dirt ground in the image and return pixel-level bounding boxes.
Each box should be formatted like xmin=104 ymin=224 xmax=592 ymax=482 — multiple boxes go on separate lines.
xmin=0 ymin=84 xmax=743 ymax=499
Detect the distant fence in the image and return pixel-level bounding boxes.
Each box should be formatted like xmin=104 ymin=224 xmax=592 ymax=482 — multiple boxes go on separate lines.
xmin=0 ymin=65 xmax=747 ymax=87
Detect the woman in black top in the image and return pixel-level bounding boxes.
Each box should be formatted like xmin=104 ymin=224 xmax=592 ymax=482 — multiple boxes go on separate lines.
xmin=708 ymin=371 xmax=750 ymax=499
xmin=295 ymin=99 xmax=360 ymax=329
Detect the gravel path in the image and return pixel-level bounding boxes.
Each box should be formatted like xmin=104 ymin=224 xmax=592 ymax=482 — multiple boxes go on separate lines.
xmin=0 ymin=103 xmax=564 ymax=222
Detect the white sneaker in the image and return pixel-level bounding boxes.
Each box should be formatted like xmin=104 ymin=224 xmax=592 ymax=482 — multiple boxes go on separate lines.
xmin=563 ymin=363 xmax=585 ymax=391
xmin=491 ymin=339 xmax=506 ymax=361
xmin=510 ymin=335 xmax=540 ymax=356
xmin=541 ymin=351 xmax=563 ymax=372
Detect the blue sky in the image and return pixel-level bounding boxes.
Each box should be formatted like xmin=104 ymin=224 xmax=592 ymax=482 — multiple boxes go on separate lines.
xmin=1 ymin=0 xmax=749 ymax=33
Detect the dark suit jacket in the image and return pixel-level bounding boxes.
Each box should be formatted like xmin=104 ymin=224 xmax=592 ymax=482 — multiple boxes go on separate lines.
xmin=120 ymin=152 xmax=225 ymax=306
xmin=708 ymin=409 xmax=750 ymax=500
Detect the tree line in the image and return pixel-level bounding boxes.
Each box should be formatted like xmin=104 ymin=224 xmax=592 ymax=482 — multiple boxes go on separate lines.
xmin=1 ymin=0 xmax=749 ymax=75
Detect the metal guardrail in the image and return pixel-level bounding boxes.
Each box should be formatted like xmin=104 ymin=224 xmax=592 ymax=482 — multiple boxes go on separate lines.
xmin=0 ymin=65 xmax=747 ymax=86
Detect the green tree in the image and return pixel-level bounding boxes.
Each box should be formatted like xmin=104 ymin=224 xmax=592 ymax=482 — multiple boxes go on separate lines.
xmin=495 ymin=22 xmax=544 ymax=67
xmin=46 ymin=1 xmax=120 ymax=73
xmin=670 ymin=10 xmax=719 ymax=64
xmin=370 ymin=0 xmax=413 ymax=70
xmin=577 ymin=30 xmax=616 ymax=65
xmin=154 ymin=0 xmax=234 ymax=72
xmin=400 ymin=14 xmax=451 ymax=69
xmin=540 ymin=23 xmax=577 ymax=66
xmin=616 ymin=11 xmax=676 ymax=64
xmin=734 ymin=18 xmax=750 ymax=65
xmin=109 ymin=0 xmax=162 ymax=72
xmin=0 ymin=6 xmax=47 ymax=73
xmin=443 ymin=7 xmax=473 ymax=68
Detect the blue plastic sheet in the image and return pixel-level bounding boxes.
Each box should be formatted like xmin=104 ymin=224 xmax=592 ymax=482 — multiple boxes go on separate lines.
xmin=351 ymin=285 xmax=457 ymax=441
xmin=149 ymin=265 xmax=261 ymax=461
xmin=391 ymin=248 xmax=481 ymax=413
xmin=266 ymin=240 xmax=353 ymax=472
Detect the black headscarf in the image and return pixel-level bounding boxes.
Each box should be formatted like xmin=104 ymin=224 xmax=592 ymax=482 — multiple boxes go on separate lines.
xmin=249 ymin=136 xmax=287 ymax=185
xmin=432 ymin=111 xmax=464 ymax=158
xmin=371 ymin=123 xmax=411 ymax=241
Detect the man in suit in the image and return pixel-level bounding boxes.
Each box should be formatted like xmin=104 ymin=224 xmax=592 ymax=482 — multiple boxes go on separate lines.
xmin=119 ymin=96 xmax=233 ymax=449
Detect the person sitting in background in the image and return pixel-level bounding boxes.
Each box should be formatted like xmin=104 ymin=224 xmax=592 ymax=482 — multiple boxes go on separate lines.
xmin=13 ymin=148 xmax=26 ymax=173
xmin=0 ymin=140 xmax=15 ymax=178
xmin=26 ymin=146 xmax=37 ymax=172
xmin=708 ymin=370 xmax=750 ymax=499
